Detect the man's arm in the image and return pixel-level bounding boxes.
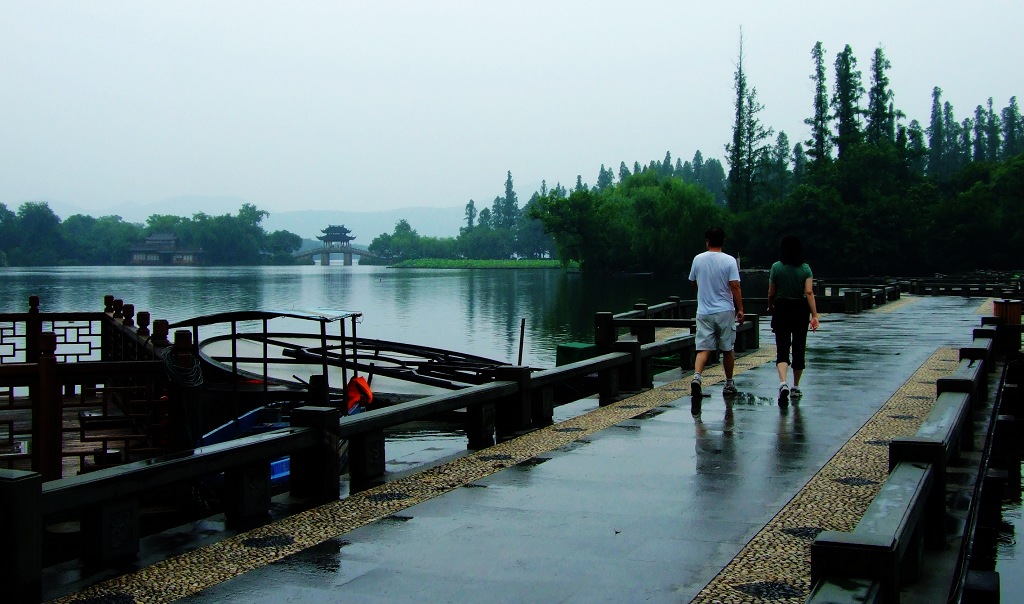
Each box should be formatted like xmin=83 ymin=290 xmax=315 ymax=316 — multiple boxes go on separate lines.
xmin=729 ymin=280 xmax=744 ymax=323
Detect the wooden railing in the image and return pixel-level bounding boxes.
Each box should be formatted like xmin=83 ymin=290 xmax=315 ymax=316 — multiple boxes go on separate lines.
xmin=0 ymin=296 xmax=179 ymax=479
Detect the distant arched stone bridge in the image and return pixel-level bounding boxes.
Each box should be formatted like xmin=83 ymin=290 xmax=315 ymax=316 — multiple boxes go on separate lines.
xmin=293 ymin=243 xmax=377 ymax=266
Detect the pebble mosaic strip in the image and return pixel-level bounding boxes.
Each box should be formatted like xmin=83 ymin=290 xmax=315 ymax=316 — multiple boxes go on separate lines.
xmin=51 ymin=346 xmax=775 ymax=604
xmin=690 ymin=346 xmax=958 ymax=604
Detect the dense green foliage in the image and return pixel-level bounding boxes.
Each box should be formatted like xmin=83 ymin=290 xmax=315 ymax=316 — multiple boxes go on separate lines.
xmin=526 ymin=42 xmax=1024 ymax=277
xmin=0 ymin=202 xmax=303 ymax=266
xmin=366 ymin=172 xmax=562 ymax=264
xmin=391 ymin=258 xmax=564 ymax=269
xmin=367 ymin=157 xmax=727 ymax=267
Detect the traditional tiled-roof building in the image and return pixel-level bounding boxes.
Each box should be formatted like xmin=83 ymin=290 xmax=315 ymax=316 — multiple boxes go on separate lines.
xmin=129 ymin=234 xmax=204 ymax=265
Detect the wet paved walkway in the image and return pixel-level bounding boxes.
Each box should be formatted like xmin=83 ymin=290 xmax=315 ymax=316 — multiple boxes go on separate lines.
xmin=48 ymin=295 xmax=989 ymax=603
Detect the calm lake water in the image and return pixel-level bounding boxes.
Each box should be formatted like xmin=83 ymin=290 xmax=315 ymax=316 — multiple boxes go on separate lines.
xmin=0 ymin=265 xmax=692 ymax=368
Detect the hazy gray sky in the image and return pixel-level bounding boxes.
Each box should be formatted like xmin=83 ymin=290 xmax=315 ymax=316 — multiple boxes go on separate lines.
xmin=1 ymin=1 xmax=1021 ymax=217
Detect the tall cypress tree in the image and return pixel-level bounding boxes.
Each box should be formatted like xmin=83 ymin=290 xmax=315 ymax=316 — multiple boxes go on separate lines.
xmin=831 ymin=44 xmax=864 ymax=159
xmin=926 ymin=87 xmax=945 ymax=177
xmin=463 ymin=199 xmax=477 ymax=232
xmin=767 ymin=131 xmax=792 ymax=200
xmin=804 ymin=41 xmax=832 ymax=166
xmin=692 ymin=150 xmax=705 ymax=182
xmin=1003 ymin=96 xmax=1022 ymax=158
xmin=726 ymin=31 xmax=748 ymax=212
xmin=574 ymin=175 xmax=586 ymax=193
xmin=493 ymin=171 xmax=519 ymax=231
xmin=986 ymin=98 xmax=1002 ymax=161
xmin=744 ymin=87 xmax=774 ymax=206
xmin=973 ymin=105 xmax=987 ymax=161
xmin=942 ymin=101 xmax=962 ymax=175
xmin=595 ymin=165 xmax=614 ymax=191
xmin=907 ymin=120 xmax=928 ymax=176
xmin=680 ymin=160 xmax=695 ymax=183
xmin=661 ymin=151 xmax=674 ymax=178
xmin=959 ymin=118 xmax=973 ymax=168
xmin=725 ymin=31 xmax=774 ymax=211
xmin=791 ymin=142 xmax=808 ymax=186
xmin=619 ymin=162 xmax=631 ymax=182
xmin=865 ymin=47 xmax=895 ymax=146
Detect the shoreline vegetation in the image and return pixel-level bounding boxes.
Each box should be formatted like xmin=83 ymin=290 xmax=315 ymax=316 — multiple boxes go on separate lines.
xmin=389 ymin=258 xmax=570 ymax=270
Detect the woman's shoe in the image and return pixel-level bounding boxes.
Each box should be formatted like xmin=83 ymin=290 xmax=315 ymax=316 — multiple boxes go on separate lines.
xmin=778 ymin=383 xmax=790 ymax=406
xmin=790 ymin=387 xmax=802 ymax=401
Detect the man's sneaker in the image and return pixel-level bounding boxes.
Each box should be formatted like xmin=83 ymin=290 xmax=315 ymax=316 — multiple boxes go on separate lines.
xmin=722 ymin=382 xmax=738 ymax=397
xmin=779 ymin=383 xmax=790 ymax=406
xmin=790 ymin=387 xmax=802 ymax=401
xmin=691 ymin=376 xmax=702 ymax=398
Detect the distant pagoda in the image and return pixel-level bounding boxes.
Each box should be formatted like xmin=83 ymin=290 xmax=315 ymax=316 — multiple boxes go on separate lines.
xmin=317 ymin=225 xmax=355 ymax=246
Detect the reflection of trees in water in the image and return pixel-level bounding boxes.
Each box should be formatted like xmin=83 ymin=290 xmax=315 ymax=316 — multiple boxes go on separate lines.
xmin=545 ymin=272 xmax=683 ymax=342
xmin=374 ymin=269 xmax=687 ymax=366
xmin=0 ymin=266 xmax=272 ymax=319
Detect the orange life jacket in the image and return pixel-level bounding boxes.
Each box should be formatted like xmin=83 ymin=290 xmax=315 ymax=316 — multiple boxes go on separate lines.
xmin=345 ymin=376 xmax=373 ymax=412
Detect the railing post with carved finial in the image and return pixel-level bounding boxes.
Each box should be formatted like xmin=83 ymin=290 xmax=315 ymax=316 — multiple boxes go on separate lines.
xmin=26 ymin=295 xmax=41 ymax=364
xmin=32 ymin=332 xmax=63 ymax=481
xmin=136 ymin=311 xmax=151 ymax=338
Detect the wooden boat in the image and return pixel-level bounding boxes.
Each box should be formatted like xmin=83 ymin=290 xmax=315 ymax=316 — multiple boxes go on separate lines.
xmin=166 ymin=309 xmax=506 ymax=479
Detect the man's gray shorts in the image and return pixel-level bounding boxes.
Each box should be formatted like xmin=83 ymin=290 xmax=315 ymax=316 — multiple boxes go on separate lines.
xmin=695 ymin=310 xmax=736 ymax=352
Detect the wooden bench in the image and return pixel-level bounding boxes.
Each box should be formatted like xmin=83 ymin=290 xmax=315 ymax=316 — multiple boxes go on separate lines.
xmin=936 ymin=357 xmax=987 ymax=406
xmin=889 ymin=390 xmax=973 ymax=548
xmin=960 ymin=334 xmax=995 ymax=374
xmin=805 ymin=577 xmax=881 ymax=604
xmin=811 ymin=461 xmax=933 ymax=603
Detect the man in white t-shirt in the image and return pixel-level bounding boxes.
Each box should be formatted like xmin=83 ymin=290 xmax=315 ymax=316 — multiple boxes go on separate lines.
xmin=687 ymin=226 xmax=744 ymax=399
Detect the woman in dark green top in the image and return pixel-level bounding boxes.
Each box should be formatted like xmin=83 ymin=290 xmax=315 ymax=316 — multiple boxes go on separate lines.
xmin=767 ymin=235 xmax=819 ymax=406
